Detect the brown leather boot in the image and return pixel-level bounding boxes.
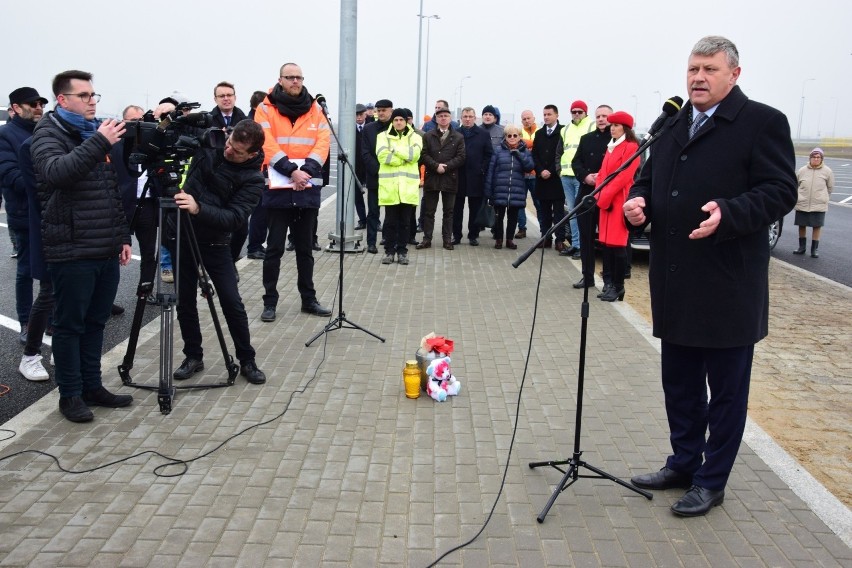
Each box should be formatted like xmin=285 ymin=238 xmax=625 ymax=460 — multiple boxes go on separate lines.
xmin=495 ymin=239 xmax=503 ymax=249
xmin=506 ymin=240 xmax=517 ymax=250
xmin=416 ymin=239 xmax=431 ymax=249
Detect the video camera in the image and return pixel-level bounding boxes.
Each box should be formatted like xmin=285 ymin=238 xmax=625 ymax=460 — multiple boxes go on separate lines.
xmin=121 ymin=102 xmax=229 ymax=193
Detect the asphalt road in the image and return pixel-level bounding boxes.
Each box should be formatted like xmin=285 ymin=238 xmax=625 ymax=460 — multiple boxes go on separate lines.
xmin=771 ymin=156 xmax=852 ymax=287
xmin=0 ymin=155 xmax=848 ymax=424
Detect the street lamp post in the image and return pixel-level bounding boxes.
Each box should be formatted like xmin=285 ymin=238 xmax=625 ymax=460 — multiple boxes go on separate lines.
xmin=458 ymin=75 xmax=471 ymax=118
xmin=631 ymin=94 xmax=638 ymax=126
xmin=797 ymin=78 xmax=815 ymax=140
xmin=420 ymin=14 xmax=440 ymax=117
xmin=830 ymin=97 xmax=838 ymax=138
xmin=415 ymin=0 xmax=424 ymax=127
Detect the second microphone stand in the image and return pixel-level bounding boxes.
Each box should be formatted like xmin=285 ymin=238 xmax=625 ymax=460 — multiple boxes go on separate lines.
xmin=519 ymin=130 xmax=666 ymax=521
xmin=305 ymin=107 xmax=385 ymax=347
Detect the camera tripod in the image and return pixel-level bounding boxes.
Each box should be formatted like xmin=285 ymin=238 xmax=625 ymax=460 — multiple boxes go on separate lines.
xmin=119 ymin=174 xmax=237 ymax=414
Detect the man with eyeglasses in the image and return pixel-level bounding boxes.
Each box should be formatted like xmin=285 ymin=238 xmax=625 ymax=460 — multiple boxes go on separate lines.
xmin=210 ymin=81 xmax=254 ymax=267
xmin=558 ymin=100 xmax=596 ymax=257
xmin=31 ymin=70 xmax=134 ymax=423
xmin=211 ymin=81 xmax=246 ymax=129
xmin=167 ymin=120 xmax=267 ymax=385
xmin=0 ymin=87 xmax=47 ymax=365
xmin=254 ymin=62 xmax=332 ymax=321
xmin=422 ymin=99 xmax=459 ymax=133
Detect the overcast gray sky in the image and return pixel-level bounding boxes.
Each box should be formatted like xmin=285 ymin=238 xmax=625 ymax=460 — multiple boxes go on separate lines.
xmin=3 ymin=0 xmax=850 ymax=138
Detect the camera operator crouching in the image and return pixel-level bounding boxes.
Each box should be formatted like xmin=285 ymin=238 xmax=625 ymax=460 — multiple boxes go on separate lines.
xmin=168 ymin=120 xmax=267 ymax=384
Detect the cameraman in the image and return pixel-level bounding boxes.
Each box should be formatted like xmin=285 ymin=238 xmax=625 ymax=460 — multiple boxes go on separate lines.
xmin=167 ymin=120 xmax=267 ymax=385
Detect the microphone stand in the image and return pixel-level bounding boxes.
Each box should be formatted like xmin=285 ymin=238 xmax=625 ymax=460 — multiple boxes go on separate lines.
xmin=305 ymin=105 xmax=385 ymax=347
xmin=520 ymin=128 xmax=668 ymax=522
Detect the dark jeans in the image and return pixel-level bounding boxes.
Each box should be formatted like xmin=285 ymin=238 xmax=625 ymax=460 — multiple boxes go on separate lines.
xmin=452 ymin=194 xmax=483 ymax=241
xmin=493 ymin=205 xmax=520 ymax=241
xmin=538 ymin=196 xmax=566 ymax=243
xmin=366 ymin=187 xmax=381 ymax=246
xmin=170 ymin=241 xmax=255 ymax=365
xmin=247 ymin=203 xmax=268 ymax=253
xmin=24 ymin=278 xmax=54 ymax=357
xmin=383 ymin=204 xmax=413 ymax=255
xmin=132 ymin=199 xmax=158 ymax=288
xmin=15 ymin=228 xmax=33 ymax=326
xmin=662 ymin=342 xmax=754 ymax=491
xmin=421 ymin=190 xmax=456 ymax=243
xmin=48 ymin=258 xmax=119 ymax=398
xmin=263 ymin=207 xmax=319 ymax=308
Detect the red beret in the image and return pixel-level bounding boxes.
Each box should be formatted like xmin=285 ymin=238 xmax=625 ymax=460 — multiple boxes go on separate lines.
xmin=570 ymin=100 xmax=588 ymax=113
xmin=607 ymin=111 xmax=634 ymax=129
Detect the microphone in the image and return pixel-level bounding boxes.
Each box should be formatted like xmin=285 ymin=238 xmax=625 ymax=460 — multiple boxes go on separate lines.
xmin=643 ymin=96 xmax=683 ymax=140
xmin=315 ymin=93 xmax=330 ymax=116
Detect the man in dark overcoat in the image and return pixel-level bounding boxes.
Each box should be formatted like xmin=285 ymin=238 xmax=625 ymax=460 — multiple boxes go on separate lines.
xmin=453 ymin=106 xmax=492 ymax=246
xmin=624 ymin=36 xmax=797 ymax=517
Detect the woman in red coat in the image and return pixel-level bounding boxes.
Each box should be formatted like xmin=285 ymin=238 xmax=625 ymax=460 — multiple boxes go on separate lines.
xmin=595 ymin=111 xmax=639 ymax=301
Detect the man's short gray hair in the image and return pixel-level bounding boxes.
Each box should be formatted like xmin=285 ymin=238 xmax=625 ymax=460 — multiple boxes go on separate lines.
xmin=691 ymin=35 xmax=739 ymax=68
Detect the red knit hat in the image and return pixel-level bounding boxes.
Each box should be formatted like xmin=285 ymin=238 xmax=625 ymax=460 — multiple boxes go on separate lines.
xmin=570 ymin=100 xmax=588 ymax=113
xmin=607 ymin=111 xmax=634 ymax=129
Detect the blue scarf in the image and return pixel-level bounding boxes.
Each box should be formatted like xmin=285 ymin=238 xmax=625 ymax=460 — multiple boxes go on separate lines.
xmin=56 ymin=107 xmax=100 ymax=139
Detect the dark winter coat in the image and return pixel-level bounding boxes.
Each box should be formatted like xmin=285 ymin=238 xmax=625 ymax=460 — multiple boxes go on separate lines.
xmin=628 ymin=86 xmax=797 ymax=348
xmin=211 ymin=106 xmax=247 ymax=129
xmin=171 ymin=146 xmax=264 ymax=246
xmin=531 ymin=123 xmax=564 ymax=200
xmin=19 ymin=138 xmax=47 ymax=280
xmin=484 ymin=140 xmax=534 ymax=207
xmin=0 ymin=116 xmax=37 ymax=231
xmin=571 ymin=127 xmax=610 ymax=197
xmin=30 ymin=111 xmax=131 ymax=263
xmin=421 ymin=127 xmax=466 ymax=193
xmin=361 ymin=119 xmax=391 ymax=190
xmin=458 ymin=125 xmax=493 ymax=197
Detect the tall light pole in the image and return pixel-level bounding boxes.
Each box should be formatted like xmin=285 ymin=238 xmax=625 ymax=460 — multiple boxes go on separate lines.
xmin=797 ymin=78 xmax=815 ymax=140
xmin=458 ymin=75 xmax=471 ymax=118
xmin=631 ymin=94 xmax=638 ymax=127
xmin=420 ymin=14 xmax=440 ymax=117
xmin=830 ymin=97 xmax=839 ymax=138
xmin=414 ymin=0 xmax=424 ymax=125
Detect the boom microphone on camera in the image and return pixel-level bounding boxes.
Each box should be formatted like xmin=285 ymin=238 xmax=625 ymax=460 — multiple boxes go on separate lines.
xmin=643 ymin=96 xmax=683 ymax=140
xmin=314 ymin=93 xmax=330 ymax=116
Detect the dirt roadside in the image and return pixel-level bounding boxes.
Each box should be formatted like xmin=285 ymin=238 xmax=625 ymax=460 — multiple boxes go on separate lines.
xmin=617 ymin=255 xmax=851 ymax=508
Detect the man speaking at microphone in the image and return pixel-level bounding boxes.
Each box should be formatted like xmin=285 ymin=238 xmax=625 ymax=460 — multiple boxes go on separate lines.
xmin=623 ymin=36 xmax=796 ymax=516
xmin=254 ymin=62 xmax=332 ymax=322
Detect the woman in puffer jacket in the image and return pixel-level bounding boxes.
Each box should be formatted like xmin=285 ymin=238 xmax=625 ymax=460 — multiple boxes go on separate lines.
xmin=484 ymin=124 xmax=534 ymax=249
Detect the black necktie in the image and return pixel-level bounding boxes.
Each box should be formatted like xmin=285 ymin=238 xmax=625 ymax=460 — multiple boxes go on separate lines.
xmin=224 ymin=115 xmax=231 ymax=127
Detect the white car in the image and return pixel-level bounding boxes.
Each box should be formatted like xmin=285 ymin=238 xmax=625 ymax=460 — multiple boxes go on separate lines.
xmin=0 ymin=106 xmax=8 ymax=124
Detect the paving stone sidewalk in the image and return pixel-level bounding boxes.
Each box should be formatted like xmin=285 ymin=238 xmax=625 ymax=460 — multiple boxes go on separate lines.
xmin=0 ymin=199 xmax=850 ymax=567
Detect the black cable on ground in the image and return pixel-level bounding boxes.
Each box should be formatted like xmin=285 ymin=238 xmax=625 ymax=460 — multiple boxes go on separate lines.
xmin=425 ymin=246 xmax=547 ymax=567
